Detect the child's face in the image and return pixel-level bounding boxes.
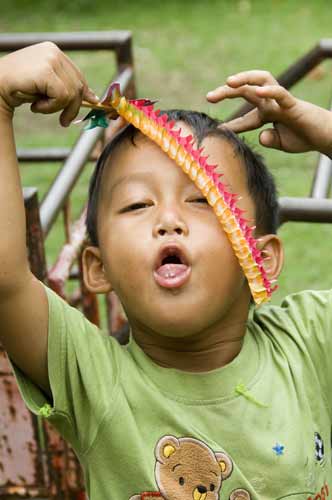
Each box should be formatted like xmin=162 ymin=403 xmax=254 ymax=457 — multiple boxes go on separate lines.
xmin=91 ymin=127 xmax=256 ymax=338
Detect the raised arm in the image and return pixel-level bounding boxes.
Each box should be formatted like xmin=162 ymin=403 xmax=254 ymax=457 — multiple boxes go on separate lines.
xmin=207 ymin=70 xmax=332 ymax=157
xmin=0 ymin=42 xmax=97 ymax=396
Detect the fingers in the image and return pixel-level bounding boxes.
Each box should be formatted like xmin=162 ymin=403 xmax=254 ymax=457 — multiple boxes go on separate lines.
xmin=255 ymin=85 xmax=296 ymax=110
xmin=0 ymin=42 xmax=98 ymax=117
xmin=207 ymin=79 xmax=296 ymax=126
xmin=206 ymin=84 xmax=263 ymax=106
xmin=221 ymin=108 xmax=262 ymax=133
xmin=61 ymin=50 xmax=99 ymax=104
xmin=226 ymin=70 xmax=278 ymax=88
xmin=259 ymin=128 xmax=282 ymax=150
xmin=207 ymin=70 xmax=277 ymax=102
xmin=57 ymin=60 xmax=84 ymax=127
xmin=30 ymin=50 xmax=98 ymax=127
xmin=30 ymin=70 xmax=69 ymax=114
xmin=207 ymin=85 xmax=232 ymax=103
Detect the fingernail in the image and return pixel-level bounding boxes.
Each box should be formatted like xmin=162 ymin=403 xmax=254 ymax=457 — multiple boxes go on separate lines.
xmin=88 ymin=88 xmax=100 ymax=102
xmin=206 ymin=91 xmax=215 ymax=98
xmin=227 ymin=75 xmax=236 ymax=80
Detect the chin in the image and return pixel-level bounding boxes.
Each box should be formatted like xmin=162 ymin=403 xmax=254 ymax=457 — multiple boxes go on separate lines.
xmin=146 ymin=310 xmax=212 ymax=339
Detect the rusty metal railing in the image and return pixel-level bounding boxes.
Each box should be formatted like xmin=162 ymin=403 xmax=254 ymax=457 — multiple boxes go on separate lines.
xmin=0 ymin=31 xmax=135 ymax=500
xmin=16 ymin=148 xmax=98 ymax=162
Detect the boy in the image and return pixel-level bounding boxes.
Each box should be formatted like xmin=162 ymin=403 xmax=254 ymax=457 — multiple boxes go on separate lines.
xmin=0 ymin=43 xmax=331 ymax=500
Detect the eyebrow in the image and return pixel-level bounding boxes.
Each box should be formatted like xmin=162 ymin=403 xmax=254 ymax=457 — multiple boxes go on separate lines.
xmin=110 ymin=171 xmax=155 ymax=195
xmin=172 ymin=463 xmax=182 ymax=471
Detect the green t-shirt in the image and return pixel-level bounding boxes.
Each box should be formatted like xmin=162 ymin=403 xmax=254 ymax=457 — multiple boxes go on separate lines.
xmin=10 ymin=285 xmax=332 ymax=500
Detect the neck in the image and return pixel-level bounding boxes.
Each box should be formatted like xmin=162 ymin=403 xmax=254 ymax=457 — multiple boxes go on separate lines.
xmin=130 ymin=318 xmax=248 ymax=372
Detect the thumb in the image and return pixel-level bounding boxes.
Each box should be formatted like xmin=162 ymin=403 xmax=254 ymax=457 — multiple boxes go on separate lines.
xmin=259 ymin=128 xmax=282 ymax=150
xmin=84 ymin=87 xmax=100 ymax=104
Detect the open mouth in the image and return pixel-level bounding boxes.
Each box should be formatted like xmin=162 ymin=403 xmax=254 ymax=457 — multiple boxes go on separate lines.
xmin=153 ymin=244 xmax=191 ymax=289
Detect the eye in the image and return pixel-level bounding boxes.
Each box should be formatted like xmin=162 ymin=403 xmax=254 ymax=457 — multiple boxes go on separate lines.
xmin=189 ymin=197 xmax=208 ymax=204
xmin=210 ymin=484 xmax=215 ymax=491
xmin=120 ymin=202 xmax=151 ymax=213
xmin=179 ymin=477 xmax=185 ymax=486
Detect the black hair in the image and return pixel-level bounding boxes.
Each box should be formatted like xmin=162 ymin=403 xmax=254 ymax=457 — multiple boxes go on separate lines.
xmin=86 ymin=110 xmax=279 ymax=246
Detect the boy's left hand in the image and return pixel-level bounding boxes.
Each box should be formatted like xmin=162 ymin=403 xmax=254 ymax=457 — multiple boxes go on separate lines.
xmin=206 ymin=70 xmax=332 ymax=157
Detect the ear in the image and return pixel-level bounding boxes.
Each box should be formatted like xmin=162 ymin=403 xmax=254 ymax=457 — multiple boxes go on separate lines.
xmin=155 ymin=435 xmax=180 ymax=464
xmin=215 ymin=452 xmax=233 ymax=481
xmin=257 ymin=233 xmax=284 ymax=283
xmin=82 ymin=245 xmax=113 ymax=294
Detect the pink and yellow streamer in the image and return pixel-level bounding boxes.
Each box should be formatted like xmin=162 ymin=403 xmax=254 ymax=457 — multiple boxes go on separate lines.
xmin=93 ymin=84 xmax=277 ymax=304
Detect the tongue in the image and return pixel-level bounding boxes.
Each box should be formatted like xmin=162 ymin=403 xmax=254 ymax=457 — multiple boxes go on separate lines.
xmin=156 ymin=263 xmax=188 ymax=278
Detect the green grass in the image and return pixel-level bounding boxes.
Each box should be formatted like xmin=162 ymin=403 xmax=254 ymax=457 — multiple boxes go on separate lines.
xmin=2 ymin=0 xmax=332 ymax=307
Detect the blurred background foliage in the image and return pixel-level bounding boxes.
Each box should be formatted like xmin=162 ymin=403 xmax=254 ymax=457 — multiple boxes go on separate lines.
xmin=1 ymin=0 xmax=332 ymax=304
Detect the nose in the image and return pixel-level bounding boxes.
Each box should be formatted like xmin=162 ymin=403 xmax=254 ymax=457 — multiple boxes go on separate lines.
xmin=153 ymin=206 xmax=188 ymax=237
xmin=197 ymin=485 xmax=207 ymax=494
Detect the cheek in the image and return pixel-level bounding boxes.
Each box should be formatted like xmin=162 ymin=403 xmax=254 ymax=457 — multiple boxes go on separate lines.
xmin=100 ymin=223 xmax=151 ymax=292
xmin=195 ymin=217 xmax=243 ymax=280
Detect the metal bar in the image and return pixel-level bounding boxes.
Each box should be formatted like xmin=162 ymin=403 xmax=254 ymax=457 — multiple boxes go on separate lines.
xmin=17 ymin=148 xmax=99 ymax=163
xmin=278 ymin=197 xmax=332 ymax=224
xmin=48 ymin=208 xmax=87 ymax=298
xmin=311 ymin=154 xmax=332 ymax=198
xmin=275 ymin=44 xmax=324 ymax=89
xmin=24 ymin=188 xmax=47 ymax=283
xmin=40 ymin=66 xmax=133 ymax=236
xmin=114 ymin=37 xmax=136 ymax=99
xmin=229 ymin=41 xmax=328 ymax=120
xmin=319 ymin=38 xmax=332 ymax=56
xmin=18 ymin=148 xmax=71 ymax=162
xmin=0 ymin=31 xmax=131 ymax=52
xmin=310 ymin=100 xmax=332 ymax=198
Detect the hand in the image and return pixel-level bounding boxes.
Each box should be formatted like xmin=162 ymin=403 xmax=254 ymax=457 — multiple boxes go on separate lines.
xmin=206 ymin=70 xmax=332 ymax=157
xmin=0 ymin=42 xmax=98 ymax=126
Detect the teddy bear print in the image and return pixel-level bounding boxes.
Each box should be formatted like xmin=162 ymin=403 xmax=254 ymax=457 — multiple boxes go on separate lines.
xmin=129 ymin=435 xmax=250 ymax=500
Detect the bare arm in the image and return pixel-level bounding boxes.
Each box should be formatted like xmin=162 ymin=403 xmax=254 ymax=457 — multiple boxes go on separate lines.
xmin=0 ymin=42 xmax=98 ymax=396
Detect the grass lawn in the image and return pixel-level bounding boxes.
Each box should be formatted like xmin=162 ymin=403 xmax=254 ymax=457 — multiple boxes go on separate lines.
xmin=1 ymin=0 xmax=332 ymax=306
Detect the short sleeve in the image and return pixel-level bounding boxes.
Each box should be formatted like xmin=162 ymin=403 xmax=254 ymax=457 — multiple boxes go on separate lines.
xmin=255 ymin=289 xmax=332 ymax=417
xmin=10 ymin=284 xmax=123 ymax=456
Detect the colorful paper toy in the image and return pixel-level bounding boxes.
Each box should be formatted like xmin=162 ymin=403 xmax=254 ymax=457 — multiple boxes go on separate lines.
xmin=83 ymin=109 xmax=110 ymax=129
xmin=81 ymin=84 xmax=277 ymax=304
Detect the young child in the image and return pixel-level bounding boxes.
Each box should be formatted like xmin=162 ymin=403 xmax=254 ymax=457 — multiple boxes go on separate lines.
xmin=0 ymin=43 xmax=331 ymax=500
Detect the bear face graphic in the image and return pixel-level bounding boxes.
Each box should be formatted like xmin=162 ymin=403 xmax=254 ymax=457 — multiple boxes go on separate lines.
xmin=154 ymin=435 xmax=233 ymax=500
xmin=129 ymin=435 xmax=250 ymax=500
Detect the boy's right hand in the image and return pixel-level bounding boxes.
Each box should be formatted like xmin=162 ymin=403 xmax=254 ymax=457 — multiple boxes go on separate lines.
xmin=0 ymin=42 xmax=98 ymax=126
xmin=207 ymin=70 xmax=332 ymax=158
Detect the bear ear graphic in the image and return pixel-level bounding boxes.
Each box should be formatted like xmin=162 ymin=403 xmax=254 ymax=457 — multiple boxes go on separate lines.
xmin=164 ymin=444 xmax=176 ymax=458
xmin=155 ymin=435 xmax=180 ymax=463
xmin=215 ymin=452 xmax=233 ymax=481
